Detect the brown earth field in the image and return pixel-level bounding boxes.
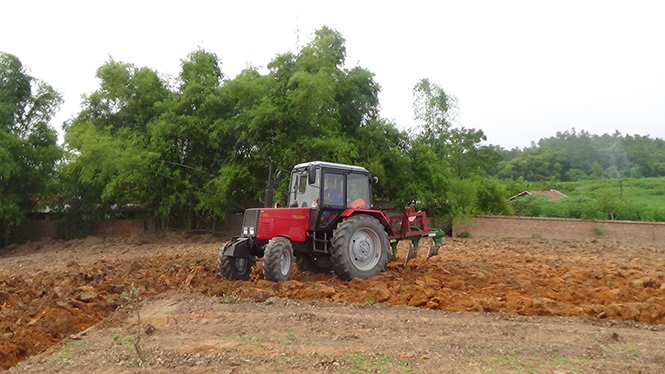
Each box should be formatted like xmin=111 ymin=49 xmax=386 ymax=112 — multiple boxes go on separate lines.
xmin=1 ymin=233 xmax=665 ymax=373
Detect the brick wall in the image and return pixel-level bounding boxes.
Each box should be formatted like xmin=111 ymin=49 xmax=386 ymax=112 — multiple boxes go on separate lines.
xmin=221 ymin=213 xmax=244 ymax=236
xmin=5 ymin=214 xmax=243 ymax=246
xmin=453 ymin=215 xmax=665 ymax=245
xmin=20 ymin=220 xmax=57 ymax=241
xmin=94 ymin=220 xmax=145 ymax=237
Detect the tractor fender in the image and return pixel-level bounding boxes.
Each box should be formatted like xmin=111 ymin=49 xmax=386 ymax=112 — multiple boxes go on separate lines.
xmin=223 ymin=237 xmax=253 ymax=258
xmin=339 ymin=209 xmax=394 ymax=236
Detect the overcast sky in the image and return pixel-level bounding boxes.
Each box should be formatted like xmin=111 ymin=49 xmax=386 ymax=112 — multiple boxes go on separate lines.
xmin=3 ymin=0 xmax=664 ymax=149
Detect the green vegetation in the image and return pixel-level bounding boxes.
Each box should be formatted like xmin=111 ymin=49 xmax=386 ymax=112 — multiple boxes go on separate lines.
xmin=280 ymin=332 xmax=300 ymax=345
xmin=49 ymin=339 xmax=86 ymax=361
xmin=592 ymin=225 xmax=609 ymax=236
xmin=217 ymin=294 xmax=241 ymax=304
xmin=118 ymin=283 xmax=141 ymax=309
xmin=494 ymin=131 xmax=665 ymax=219
xmin=1 ymin=28 xmax=507 ymax=246
xmin=4 ymin=28 xmax=665 ymax=247
xmin=562 ymin=177 xmax=665 ymax=209
xmin=485 ymin=353 xmax=591 ymax=373
xmin=112 ymin=334 xmax=135 ymax=349
xmin=223 ymin=333 xmax=267 ymax=347
xmin=495 ymin=129 xmax=665 ymax=181
xmin=505 ymin=177 xmax=665 ymax=222
xmin=331 ymin=352 xmax=412 ymax=373
xmin=0 ymin=53 xmax=62 ymax=247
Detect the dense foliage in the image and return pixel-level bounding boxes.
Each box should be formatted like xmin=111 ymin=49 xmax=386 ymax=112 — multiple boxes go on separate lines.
xmin=501 ymin=177 xmax=665 ymax=222
xmin=58 ymin=27 xmax=507 ymax=233
xmin=495 ymin=129 xmax=665 ymax=181
xmin=4 ymin=27 xmax=665 ymax=246
xmin=494 ymin=130 xmax=665 ymax=222
xmin=0 ymin=53 xmax=63 ymax=246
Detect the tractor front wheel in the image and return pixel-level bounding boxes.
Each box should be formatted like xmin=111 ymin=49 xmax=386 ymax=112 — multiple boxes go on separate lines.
xmin=331 ymin=215 xmax=389 ymax=281
xmin=263 ymin=236 xmax=294 ymax=282
xmin=218 ymin=242 xmax=255 ymax=281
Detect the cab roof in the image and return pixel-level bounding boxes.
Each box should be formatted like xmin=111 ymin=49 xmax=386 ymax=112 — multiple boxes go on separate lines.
xmin=292 ymin=161 xmax=369 ymax=174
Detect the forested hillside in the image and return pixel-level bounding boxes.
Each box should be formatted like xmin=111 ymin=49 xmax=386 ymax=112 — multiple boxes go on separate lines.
xmin=495 ymin=129 xmax=665 ymax=181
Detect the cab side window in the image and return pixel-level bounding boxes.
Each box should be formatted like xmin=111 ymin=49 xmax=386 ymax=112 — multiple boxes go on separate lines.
xmin=347 ymin=174 xmax=370 ymax=208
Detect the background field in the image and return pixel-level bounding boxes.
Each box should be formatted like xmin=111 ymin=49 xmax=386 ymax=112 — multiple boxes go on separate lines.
xmin=506 ymin=177 xmax=665 ymax=222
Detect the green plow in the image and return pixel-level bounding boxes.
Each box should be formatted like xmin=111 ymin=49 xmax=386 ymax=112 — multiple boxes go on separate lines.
xmin=389 ymin=228 xmax=446 ymax=265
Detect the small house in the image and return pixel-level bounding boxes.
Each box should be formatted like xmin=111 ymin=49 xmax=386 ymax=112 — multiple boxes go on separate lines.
xmin=508 ymin=190 xmax=567 ymax=202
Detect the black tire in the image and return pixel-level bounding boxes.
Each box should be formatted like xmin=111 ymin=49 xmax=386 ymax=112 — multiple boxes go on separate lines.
xmin=331 ymin=214 xmax=390 ymax=281
xmin=217 ymin=242 xmax=255 ymax=281
xmin=295 ymin=253 xmax=334 ymax=274
xmin=263 ymin=236 xmax=294 ymax=282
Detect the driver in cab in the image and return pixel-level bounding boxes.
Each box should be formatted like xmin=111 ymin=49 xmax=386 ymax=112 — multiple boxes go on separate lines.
xmin=324 ymin=180 xmax=342 ymax=206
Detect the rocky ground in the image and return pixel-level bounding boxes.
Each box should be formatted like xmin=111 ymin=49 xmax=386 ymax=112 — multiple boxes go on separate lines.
xmin=1 ymin=233 xmax=665 ymax=373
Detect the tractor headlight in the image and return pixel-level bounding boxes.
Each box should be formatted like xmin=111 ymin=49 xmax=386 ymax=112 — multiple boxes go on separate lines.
xmin=243 ymin=227 xmax=249 ymax=235
xmin=249 ymin=227 xmax=255 ymax=236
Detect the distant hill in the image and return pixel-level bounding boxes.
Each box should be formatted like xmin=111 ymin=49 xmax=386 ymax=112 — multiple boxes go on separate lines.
xmin=493 ymin=129 xmax=665 ymax=181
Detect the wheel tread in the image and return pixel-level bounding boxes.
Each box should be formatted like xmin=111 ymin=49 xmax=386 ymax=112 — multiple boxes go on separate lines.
xmin=263 ymin=236 xmax=294 ymax=282
xmin=217 ymin=242 xmax=254 ymax=280
xmin=330 ymin=214 xmax=389 ymax=281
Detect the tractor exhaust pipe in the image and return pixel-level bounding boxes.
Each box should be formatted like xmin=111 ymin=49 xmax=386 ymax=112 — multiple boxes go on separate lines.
xmin=264 ymin=159 xmax=273 ymax=208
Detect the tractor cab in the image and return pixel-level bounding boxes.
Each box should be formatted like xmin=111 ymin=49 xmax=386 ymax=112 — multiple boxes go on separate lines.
xmin=288 ymin=161 xmax=372 ymax=229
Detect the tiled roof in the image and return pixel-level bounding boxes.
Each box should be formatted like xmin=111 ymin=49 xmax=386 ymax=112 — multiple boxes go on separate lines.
xmin=508 ymin=190 xmax=567 ymax=202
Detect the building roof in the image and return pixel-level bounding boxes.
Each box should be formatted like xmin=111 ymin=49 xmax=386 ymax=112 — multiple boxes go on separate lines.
xmin=508 ymin=190 xmax=567 ymax=202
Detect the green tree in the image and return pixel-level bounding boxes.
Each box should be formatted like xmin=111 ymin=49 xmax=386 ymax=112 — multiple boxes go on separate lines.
xmin=447 ymin=127 xmax=502 ymax=179
xmin=0 ymin=53 xmax=63 ymax=246
xmin=63 ymin=27 xmax=532 ymax=229
xmin=63 ymin=28 xmax=391 ymax=229
xmin=74 ymin=58 xmax=171 ymax=133
xmin=594 ymin=188 xmax=628 ymax=220
xmin=64 ymin=58 xmax=170 ymax=225
xmin=412 ymin=78 xmax=500 ymax=179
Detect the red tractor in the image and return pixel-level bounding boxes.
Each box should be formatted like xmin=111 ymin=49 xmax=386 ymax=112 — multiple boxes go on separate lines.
xmin=218 ymin=161 xmax=444 ymax=282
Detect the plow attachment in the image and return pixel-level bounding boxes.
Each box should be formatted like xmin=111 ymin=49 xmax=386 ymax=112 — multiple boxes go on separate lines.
xmin=386 ymin=207 xmax=446 ymax=265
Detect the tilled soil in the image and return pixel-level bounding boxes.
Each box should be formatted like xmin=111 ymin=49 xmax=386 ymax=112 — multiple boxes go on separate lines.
xmin=1 ymin=233 xmax=665 ymax=373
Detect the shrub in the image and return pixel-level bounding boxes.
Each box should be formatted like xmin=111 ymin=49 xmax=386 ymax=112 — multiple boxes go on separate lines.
xmin=475 ymin=178 xmax=513 ymax=215
xmin=592 ymin=225 xmax=609 ymax=236
xmin=512 ymin=195 xmax=551 ymax=217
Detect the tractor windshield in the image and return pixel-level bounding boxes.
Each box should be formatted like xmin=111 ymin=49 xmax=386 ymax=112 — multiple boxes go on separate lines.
xmin=289 ymin=169 xmax=321 ymax=208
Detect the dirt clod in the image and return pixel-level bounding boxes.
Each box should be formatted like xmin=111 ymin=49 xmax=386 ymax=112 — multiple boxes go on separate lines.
xmin=143 ymin=323 xmax=156 ymax=335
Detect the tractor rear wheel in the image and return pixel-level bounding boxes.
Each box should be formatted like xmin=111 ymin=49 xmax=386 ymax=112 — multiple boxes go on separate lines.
xmin=295 ymin=253 xmax=334 ymax=274
xmin=218 ymin=242 xmax=255 ymax=281
xmin=331 ymin=214 xmax=389 ymax=281
xmin=263 ymin=236 xmax=294 ymax=282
